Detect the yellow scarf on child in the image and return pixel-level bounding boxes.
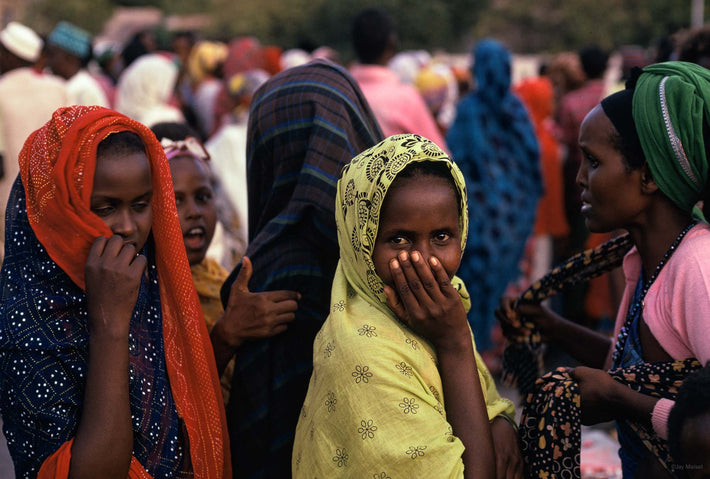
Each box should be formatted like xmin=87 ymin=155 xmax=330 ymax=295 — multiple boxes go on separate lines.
xmin=292 ymin=134 xmax=514 ymax=478
xmin=191 ymin=257 xmax=234 ymax=404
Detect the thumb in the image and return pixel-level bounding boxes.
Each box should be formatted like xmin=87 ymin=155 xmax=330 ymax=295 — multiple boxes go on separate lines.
xmin=234 ymin=256 xmax=253 ymax=293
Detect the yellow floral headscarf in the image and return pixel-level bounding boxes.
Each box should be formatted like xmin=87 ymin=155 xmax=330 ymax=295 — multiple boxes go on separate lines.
xmin=293 ymin=134 xmax=514 ymax=478
xmin=336 ymin=133 xmax=468 ymax=314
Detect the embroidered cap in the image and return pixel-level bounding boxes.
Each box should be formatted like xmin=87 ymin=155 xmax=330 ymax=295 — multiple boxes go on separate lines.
xmin=0 ymin=22 xmax=42 ymax=62
xmin=47 ymin=21 xmax=92 ymax=60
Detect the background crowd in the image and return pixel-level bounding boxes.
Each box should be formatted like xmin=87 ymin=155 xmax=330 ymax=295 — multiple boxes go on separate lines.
xmin=1 ymin=4 xmax=710 ymax=479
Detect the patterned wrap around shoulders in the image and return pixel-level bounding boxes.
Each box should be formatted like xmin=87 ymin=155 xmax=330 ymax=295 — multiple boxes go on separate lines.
xmin=0 ymin=106 xmax=229 ymax=478
xmin=292 ymin=134 xmax=515 ymax=478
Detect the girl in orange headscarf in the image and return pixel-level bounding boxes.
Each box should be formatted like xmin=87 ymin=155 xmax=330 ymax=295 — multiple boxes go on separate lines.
xmin=0 ymin=105 xmax=230 ymax=478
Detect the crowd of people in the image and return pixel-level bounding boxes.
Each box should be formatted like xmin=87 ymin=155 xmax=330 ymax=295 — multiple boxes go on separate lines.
xmin=0 ymin=6 xmax=709 ymax=479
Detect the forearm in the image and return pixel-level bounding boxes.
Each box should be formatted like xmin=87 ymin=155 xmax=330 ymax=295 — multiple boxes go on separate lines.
xmin=548 ymin=316 xmax=611 ymax=368
xmin=69 ymin=334 xmax=132 ymax=479
xmin=438 ymin=340 xmax=495 ymax=479
xmin=209 ymin=318 xmax=242 ymax=377
xmin=610 ymin=382 xmax=658 ymax=429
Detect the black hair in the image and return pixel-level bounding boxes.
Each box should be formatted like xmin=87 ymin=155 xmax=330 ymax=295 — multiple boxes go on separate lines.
xmin=96 ymin=131 xmax=145 ymax=159
xmin=392 ymin=160 xmax=462 ymax=214
xmin=351 ymin=7 xmax=394 ymax=64
xmin=150 ymin=122 xmax=200 ymax=142
xmin=579 ymin=45 xmax=609 ymax=80
xmin=668 ymin=364 xmax=710 ymax=471
xmin=678 ymin=25 xmax=710 ymax=65
xmin=121 ymin=30 xmax=153 ymax=69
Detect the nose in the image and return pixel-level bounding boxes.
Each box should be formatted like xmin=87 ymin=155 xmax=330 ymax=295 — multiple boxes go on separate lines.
xmin=413 ymin=241 xmax=435 ymax=264
xmin=112 ymin=208 xmax=136 ymax=239
xmin=183 ymin=197 xmax=203 ymax=220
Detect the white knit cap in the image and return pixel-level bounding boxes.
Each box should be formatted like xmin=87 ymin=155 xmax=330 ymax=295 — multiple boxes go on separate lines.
xmin=0 ymin=22 xmax=42 ymax=62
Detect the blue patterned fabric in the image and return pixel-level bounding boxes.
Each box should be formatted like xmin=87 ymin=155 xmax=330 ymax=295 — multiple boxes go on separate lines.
xmin=0 ymin=178 xmax=190 ymax=478
xmin=446 ymin=39 xmax=541 ymax=350
xmin=219 ymin=59 xmax=383 ymax=479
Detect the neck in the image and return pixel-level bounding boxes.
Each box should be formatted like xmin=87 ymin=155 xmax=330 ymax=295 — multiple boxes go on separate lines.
xmin=627 ymin=205 xmax=694 ymax=281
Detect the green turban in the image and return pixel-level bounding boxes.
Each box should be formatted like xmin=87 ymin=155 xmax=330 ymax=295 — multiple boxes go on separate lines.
xmin=633 ymin=61 xmax=710 ymax=212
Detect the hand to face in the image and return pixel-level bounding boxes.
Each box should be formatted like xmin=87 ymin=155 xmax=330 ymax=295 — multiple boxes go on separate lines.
xmin=491 ymin=416 xmax=523 ymax=479
xmin=219 ymin=256 xmax=300 ymax=349
xmin=569 ymin=366 xmax=621 ymax=425
xmin=383 ymin=250 xmax=469 ymax=352
xmin=85 ymin=235 xmax=147 ymax=339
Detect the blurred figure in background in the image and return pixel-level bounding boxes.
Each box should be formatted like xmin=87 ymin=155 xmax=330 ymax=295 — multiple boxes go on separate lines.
xmin=46 ymin=21 xmax=109 ymax=107
xmin=677 ymin=24 xmax=710 ymax=69
xmin=0 ymin=21 xmax=68 ymax=262
xmin=446 ymin=38 xmax=541 ymax=368
xmin=514 ymin=76 xmax=569 ymax=283
xmin=120 ymin=29 xmax=157 ymax=70
xmin=187 ymin=40 xmax=228 ymax=139
xmin=207 ymin=69 xmax=270 ymax=261
xmin=349 ymin=7 xmax=446 ymax=149
xmin=116 ymin=53 xmax=184 ymax=128
xmin=545 ymin=52 xmax=586 ymax=118
xmin=414 ymin=62 xmax=459 ymax=135
xmin=556 ymin=45 xmax=613 ymax=326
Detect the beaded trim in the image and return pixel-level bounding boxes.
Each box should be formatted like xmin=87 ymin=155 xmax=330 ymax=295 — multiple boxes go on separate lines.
xmin=659 ymin=76 xmax=699 ymax=188
xmin=611 ymin=221 xmax=697 ymax=366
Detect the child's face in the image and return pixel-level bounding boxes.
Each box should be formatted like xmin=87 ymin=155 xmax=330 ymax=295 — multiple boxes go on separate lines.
xmin=170 ymin=155 xmax=217 ymax=266
xmin=90 ymin=150 xmax=153 ymax=251
xmin=373 ymin=175 xmax=461 ymax=286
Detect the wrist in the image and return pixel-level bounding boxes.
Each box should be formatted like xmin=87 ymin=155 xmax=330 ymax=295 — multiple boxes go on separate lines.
xmin=435 ymin=333 xmax=474 ymax=357
xmin=211 ymin=318 xmax=244 ymax=351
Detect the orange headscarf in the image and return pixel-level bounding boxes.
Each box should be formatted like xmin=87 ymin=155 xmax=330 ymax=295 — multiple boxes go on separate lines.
xmin=20 ymin=105 xmax=230 ymax=478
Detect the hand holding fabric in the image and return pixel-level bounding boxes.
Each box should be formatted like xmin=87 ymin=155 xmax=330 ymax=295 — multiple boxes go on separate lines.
xmin=213 ymin=256 xmax=297 ymax=340
xmin=85 ymin=235 xmax=146 ymax=338
xmin=569 ymin=366 xmax=621 ymax=425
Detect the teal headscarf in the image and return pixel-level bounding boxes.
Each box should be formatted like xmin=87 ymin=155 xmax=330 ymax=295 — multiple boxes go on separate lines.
xmin=633 ymin=61 xmax=710 ymax=213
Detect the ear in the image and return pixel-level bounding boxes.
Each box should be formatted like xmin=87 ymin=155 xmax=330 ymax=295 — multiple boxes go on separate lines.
xmin=639 ymin=164 xmax=659 ymax=195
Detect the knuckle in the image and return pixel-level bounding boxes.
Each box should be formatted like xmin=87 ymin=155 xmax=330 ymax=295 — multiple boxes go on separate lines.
xmin=409 ymin=280 xmax=422 ymax=291
xmin=422 ymin=278 xmax=436 ymax=290
xmin=398 ymin=284 xmax=411 ymax=296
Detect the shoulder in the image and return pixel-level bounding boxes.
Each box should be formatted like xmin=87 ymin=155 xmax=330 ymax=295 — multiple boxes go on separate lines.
xmin=666 ymin=223 xmax=710 ymax=272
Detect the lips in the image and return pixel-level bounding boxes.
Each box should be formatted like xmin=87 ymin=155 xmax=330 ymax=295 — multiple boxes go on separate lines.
xmin=580 ymin=194 xmax=591 ymax=215
xmin=184 ymin=226 xmax=206 ymax=250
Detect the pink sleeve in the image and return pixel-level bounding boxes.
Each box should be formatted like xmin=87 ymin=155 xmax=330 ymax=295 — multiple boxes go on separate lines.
xmin=651 ymin=398 xmax=675 ymax=440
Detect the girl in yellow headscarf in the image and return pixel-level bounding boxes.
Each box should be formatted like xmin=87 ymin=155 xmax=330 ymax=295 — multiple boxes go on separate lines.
xmin=293 ymin=134 xmax=516 ymax=478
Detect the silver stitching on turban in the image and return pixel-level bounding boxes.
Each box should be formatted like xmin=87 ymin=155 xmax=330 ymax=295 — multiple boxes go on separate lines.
xmin=660 ymin=76 xmax=699 ymax=188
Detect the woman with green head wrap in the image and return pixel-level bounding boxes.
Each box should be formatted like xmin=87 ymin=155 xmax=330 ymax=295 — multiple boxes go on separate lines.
xmin=501 ymin=62 xmax=710 ymax=477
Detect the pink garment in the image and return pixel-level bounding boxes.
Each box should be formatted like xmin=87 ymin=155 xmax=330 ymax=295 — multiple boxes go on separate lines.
xmin=607 ymin=222 xmax=710 ymax=437
xmin=350 ymin=64 xmax=447 ymax=152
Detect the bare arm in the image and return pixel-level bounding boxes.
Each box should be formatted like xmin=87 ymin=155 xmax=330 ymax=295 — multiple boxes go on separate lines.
xmin=501 ymin=301 xmax=612 ymax=369
xmin=210 ymin=256 xmax=299 ymax=376
xmin=69 ymin=236 xmax=144 ymax=479
xmin=384 ymin=251 xmax=495 ymax=479
xmin=570 ymin=366 xmax=658 ymax=427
